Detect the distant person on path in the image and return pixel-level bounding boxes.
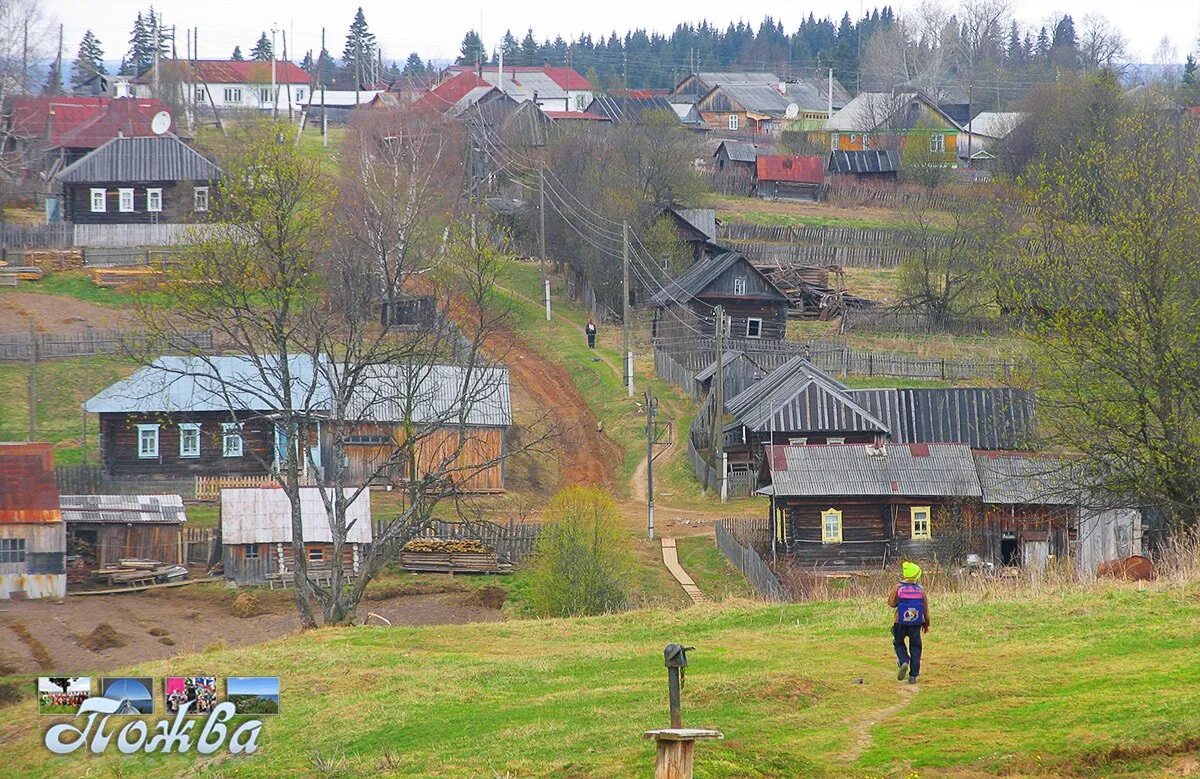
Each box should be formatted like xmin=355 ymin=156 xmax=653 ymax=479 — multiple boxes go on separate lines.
xmin=888 ymin=561 xmax=929 ymax=684
xmin=586 ymin=319 xmax=600 ymax=361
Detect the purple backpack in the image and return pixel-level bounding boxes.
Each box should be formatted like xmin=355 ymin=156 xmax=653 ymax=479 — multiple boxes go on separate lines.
xmin=896 ymin=582 xmax=925 ymax=625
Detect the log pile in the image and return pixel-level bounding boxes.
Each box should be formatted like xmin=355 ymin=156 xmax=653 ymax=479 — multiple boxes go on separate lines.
xmin=402 ymin=538 xmax=491 ymax=554
xmin=24 ymin=249 xmax=83 ymax=272
xmin=399 ymin=539 xmax=510 ymax=573
xmin=87 ymin=266 xmax=163 ymax=288
xmin=760 ymin=265 xmax=878 ymax=320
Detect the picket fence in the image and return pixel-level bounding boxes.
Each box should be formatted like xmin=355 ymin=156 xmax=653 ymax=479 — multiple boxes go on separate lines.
xmin=715 ymin=519 xmax=789 ymax=601
xmin=0 ymin=329 xmax=213 ymax=360
xmin=728 ymin=238 xmax=914 ymax=269
xmin=0 ymin=223 xmax=71 ymax=249
xmin=718 ymin=221 xmax=957 ymax=249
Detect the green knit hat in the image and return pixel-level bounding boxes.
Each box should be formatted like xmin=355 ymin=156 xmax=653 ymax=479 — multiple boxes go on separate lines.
xmin=901 ymin=561 xmax=922 ymax=582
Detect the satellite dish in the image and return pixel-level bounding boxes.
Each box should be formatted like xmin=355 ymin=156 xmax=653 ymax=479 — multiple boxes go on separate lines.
xmin=150 ymin=111 xmax=171 ymax=135
xmin=784 ymin=103 xmax=800 ymax=120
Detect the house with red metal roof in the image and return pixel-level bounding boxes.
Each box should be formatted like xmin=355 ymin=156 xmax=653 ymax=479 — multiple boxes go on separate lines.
xmin=0 ymin=443 xmax=66 ymax=600
xmin=440 ymin=65 xmax=594 ymax=113
xmin=134 ymin=60 xmax=312 ymax=114
xmin=3 ymin=96 xmax=171 ymax=172
xmin=754 ymin=154 xmax=825 ymax=201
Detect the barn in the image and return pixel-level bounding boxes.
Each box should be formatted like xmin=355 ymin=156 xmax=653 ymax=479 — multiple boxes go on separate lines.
xmin=220 ymin=487 xmax=372 ymax=586
xmin=755 ymin=155 xmax=825 ymax=201
xmin=60 ymin=494 xmax=187 ymax=568
xmin=0 ymin=443 xmax=67 ymax=600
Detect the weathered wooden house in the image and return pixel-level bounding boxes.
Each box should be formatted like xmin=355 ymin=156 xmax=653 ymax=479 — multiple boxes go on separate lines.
xmin=660 ymin=206 xmax=719 ymax=262
xmin=0 ymin=443 xmax=67 ymax=600
xmin=83 ymin=356 xmax=512 ymax=492
xmin=760 ymin=443 xmax=1140 ymax=573
xmin=692 ymin=350 xmax=768 ymax=401
xmin=60 ymin=494 xmax=187 ymax=568
xmin=712 ymin=141 xmax=758 ymax=173
xmin=220 ymin=487 xmax=371 ymax=585
xmin=56 ymin=135 xmax=220 ymax=225
xmin=650 ymin=251 xmax=791 ymax=342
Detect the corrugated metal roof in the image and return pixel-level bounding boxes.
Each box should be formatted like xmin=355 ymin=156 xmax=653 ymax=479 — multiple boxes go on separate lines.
xmin=670 ymin=208 xmax=717 ymax=241
xmin=828 ymin=149 xmax=901 ymax=174
xmin=973 ymin=453 xmax=1076 ymax=505
xmin=84 ymin=356 xmax=511 ymax=427
xmin=57 ymin=135 xmax=221 ymax=184
xmin=344 ymin=364 xmax=512 ymax=427
xmin=0 ymin=443 xmax=61 ymax=524
xmin=61 ymin=494 xmax=187 ymax=524
xmin=694 ymin=350 xmax=746 ymax=382
xmin=764 ymin=443 xmax=982 ymax=498
xmin=715 ymin=141 xmax=758 ymax=163
xmin=83 ymin=355 xmax=326 ymax=414
xmin=589 ymin=95 xmax=678 ymax=124
xmin=220 ymin=488 xmax=372 ymax=544
xmin=756 ymin=155 xmax=825 ymax=184
xmin=714 ymin=81 xmax=829 ymax=114
xmin=843 ymin=388 xmax=1036 ymax=450
xmin=727 ymin=356 xmax=848 ymax=418
xmin=650 ymin=251 xmax=789 ymax=307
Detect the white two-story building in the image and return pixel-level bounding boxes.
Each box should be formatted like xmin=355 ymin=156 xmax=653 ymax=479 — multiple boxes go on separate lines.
xmin=135 ymin=60 xmax=313 ymax=115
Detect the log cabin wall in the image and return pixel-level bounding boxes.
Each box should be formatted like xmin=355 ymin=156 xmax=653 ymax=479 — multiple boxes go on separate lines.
xmin=63 ymin=179 xmax=209 ymax=225
xmin=223 ymin=542 xmax=358 ymax=585
xmin=98 ymin=411 xmax=273 ymax=478
xmin=338 ymin=424 xmax=505 ymax=492
xmin=68 ymin=522 xmax=182 ymax=567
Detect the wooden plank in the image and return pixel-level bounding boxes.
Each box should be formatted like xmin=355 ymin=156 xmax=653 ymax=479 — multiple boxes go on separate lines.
xmin=72 ymin=577 xmax=221 ymax=596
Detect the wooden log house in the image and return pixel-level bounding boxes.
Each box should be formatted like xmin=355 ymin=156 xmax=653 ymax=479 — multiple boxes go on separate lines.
xmin=650 ymin=251 xmax=791 ymax=342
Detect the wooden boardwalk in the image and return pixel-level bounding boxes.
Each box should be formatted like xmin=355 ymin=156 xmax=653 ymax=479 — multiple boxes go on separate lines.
xmin=661 ymin=538 xmax=710 ymax=605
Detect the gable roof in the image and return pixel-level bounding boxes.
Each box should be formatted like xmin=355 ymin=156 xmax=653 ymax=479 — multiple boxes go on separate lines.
xmin=973 ymin=453 xmax=1076 ymax=505
xmin=828 ymin=149 xmax=901 ymax=175
xmin=56 ymin=135 xmax=220 ymax=183
xmin=667 ymin=207 xmax=717 ymax=241
xmin=714 ymin=140 xmax=758 ymax=163
xmin=139 ymin=60 xmax=312 ymax=86
xmin=726 ymin=356 xmax=848 ymax=417
xmin=824 ymin=92 xmax=961 ymax=133
xmin=416 ymin=70 xmax=494 ymax=113
xmin=220 ymin=488 xmax=372 ymax=544
xmin=762 ymin=443 xmax=983 ymax=498
xmin=649 ymin=251 xmax=790 ymax=307
xmin=587 ymin=94 xmax=678 ymax=124
xmin=726 ymin=358 xmax=881 ymax=434
xmin=694 ymin=350 xmax=760 ymax=383
xmin=7 ymin=96 xmax=171 ymax=144
xmin=60 ymin=494 xmax=187 ymax=524
xmin=52 ymin=97 xmax=172 ymax=150
xmin=83 ymin=356 xmax=512 ymax=427
xmin=756 ymin=154 xmax=824 ymax=184
xmin=966 ymin=111 xmax=1027 ymax=139
xmin=443 ymin=65 xmax=593 ymax=92
xmin=701 ymin=80 xmax=833 ymax=115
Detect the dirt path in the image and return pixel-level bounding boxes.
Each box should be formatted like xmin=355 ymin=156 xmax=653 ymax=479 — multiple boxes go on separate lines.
xmin=840 ymin=683 xmax=919 ymax=764
xmin=0 ymin=292 xmax=136 ymax=332
xmin=660 ymin=538 xmax=709 ymax=605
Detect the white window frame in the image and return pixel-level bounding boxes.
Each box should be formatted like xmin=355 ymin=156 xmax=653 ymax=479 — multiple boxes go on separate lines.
xmin=118 ymin=188 xmax=134 ymax=212
xmin=929 ymin=133 xmax=945 ymax=154
xmin=223 ymin=87 xmax=242 ymax=103
xmin=193 ymin=186 xmax=209 ymax=212
xmin=746 ymin=317 xmax=763 ymax=338
xmin=911 ymin=506 xmax=932 ymax=540
xmin=728 ymin=114 xmax=739 ymax=130
xmin=90 ymin=188 xmax=107 ymax=212
xmin=222 ymin=422 xmax=244 ymax=458
xmin=178 ymin=423 xmax=201 ymax=458
xmin=822 ymin=508 xmax=843 ymax=544
xmin=788 ymin=437 xmax=808 ymax=445
xmin=137 ymin=424 xmax=160 ymax=459
xmin=147 ymin=188 xmax=163 ymax=213
xmin=733 ymin=276 xmax=747 ymax=296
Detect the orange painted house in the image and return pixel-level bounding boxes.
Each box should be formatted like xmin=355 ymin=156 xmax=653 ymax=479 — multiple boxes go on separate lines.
xmin=823 ymin=92 xmax=961 ymax=162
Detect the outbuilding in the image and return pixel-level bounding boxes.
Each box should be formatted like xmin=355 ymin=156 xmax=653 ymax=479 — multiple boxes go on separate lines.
xmin=0 ymin=443 xmax=67 ymax=600
xmin=220 ymin=487 xmax=372 ymax=586
xmin=60 ymin=494 xmax=187 ymax=568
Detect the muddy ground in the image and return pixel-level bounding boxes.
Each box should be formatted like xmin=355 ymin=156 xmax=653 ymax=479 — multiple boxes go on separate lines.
xmin=0 ymin=292 xmax=138 ymax=333
xmin=0 ymin=583 xmax=503 ymax=676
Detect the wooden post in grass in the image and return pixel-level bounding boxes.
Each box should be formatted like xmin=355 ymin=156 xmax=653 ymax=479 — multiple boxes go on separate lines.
xmin=643 ymin=728 xmax=723 ymax=779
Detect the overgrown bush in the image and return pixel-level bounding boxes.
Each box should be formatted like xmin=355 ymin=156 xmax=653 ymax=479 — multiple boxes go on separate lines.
xmin=528 ymin=487 xmax=633 ymax=617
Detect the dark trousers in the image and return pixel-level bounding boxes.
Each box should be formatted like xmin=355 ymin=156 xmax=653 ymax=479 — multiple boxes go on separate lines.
xmin=892 ymin=623 xmax=923 ymax=677
xmin=587 ymin=333 xmax=596 ymax=349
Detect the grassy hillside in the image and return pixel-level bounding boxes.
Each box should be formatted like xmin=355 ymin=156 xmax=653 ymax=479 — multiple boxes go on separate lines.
xmin=2 ymin=584 xmax=1197 ymax=777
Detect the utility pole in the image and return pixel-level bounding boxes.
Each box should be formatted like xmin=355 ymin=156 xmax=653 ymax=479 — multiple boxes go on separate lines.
xmin=646 ymin=386 xmax=656 ymax=540
xmin=540 ymin=164 xmax=550 ymax=320
xmin=54 ymin=24 xmax=63 ymax=94
xmin=828 ymin=67 xmax=834 ymax=119
xmin=321 ymin=28 xmax=328 ymax=147
xmin=709 ymin=304 xmax=726 ymax=499
xmin=271 ymin=26 xmax=278 ymax=119
xmin=26 ymin=322 xmax=37 ymax=440
xmin=622 ymin=221 xmax=632 ymax=397
xmin=966 ymin=83 xmax=973 ymax=171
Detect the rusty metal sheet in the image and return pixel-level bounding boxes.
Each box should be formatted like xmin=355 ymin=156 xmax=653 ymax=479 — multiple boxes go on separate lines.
xmin=0 ymin=573 xmax=66 ymax=600
xmin=0 ymin=443 xmax=62 ymax=524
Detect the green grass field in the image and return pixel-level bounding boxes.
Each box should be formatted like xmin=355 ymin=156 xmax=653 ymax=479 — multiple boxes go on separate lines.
xmin=2 ymin=584 xmax=1196 ymax=777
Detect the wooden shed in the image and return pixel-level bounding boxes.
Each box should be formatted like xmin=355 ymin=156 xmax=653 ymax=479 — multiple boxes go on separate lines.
xmin=220 ymin=487 xmax=372 ymax=586
xmin=0 ymin=443 xmax=67 ymax=600
xmin=650 ymin=251 xmax=792 ymax=342
xmin=60 ymin=494 xmax=187 ymax=568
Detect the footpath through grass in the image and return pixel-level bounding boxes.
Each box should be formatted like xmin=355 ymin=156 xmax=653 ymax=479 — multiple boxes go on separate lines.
xmin=2 ymin=584 xmax=1196 ymax=777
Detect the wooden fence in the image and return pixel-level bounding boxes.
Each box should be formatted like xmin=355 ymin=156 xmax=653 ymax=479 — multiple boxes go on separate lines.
xmin=703 ymin=168 xmax=755 ymax=197
xmin=374 ymin=518 xmax=542 ymax=564
xmin=184 ymin=527 xmax=220 ymax=566
xmin=718 ymin=221 xmax=957 ymax=249
xmin=194 ymin=475 xmax=284 ymax=502
xmin=0 ymin=223 xmax=71 ymax=249
xmin=55 ymin=464 xmax=198 ymax=500
xmin=845 ymin=307 xmax=1012 ymax=336
xmin=715 ymin=519 xmax=789 ymax=601
xmin=729 ymin=239 xmax=914 ymax=269
xmin=0 ymin=329 xmax=213 ymax=360
xmin=72 ymin=223 xmax=205 ymax=247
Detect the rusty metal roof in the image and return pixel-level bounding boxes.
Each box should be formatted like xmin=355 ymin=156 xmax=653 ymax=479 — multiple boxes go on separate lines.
xmin=0 ymin=443 xmax=62 ymax=523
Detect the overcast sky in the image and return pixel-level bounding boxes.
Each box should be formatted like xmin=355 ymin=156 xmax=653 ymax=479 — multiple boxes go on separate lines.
xmin=42 ymin=0 xmax=1198 ymax=67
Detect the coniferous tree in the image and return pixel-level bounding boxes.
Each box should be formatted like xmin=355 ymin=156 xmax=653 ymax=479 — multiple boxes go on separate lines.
xmin=250 ymin=32 xmax=273 ymax=61
xmin=457 ymin=30 xmax=485 ymax=66
xmin=231 ymin=45 xmax=244 ymax=61
xmin=300 ymin=50 xmax=314 ymax=73
xmin=43 ymin=58 xmax=62 ymax=95
xmin=123 ymin=12 xmax=149 ymax=75
xmin=71 ymin=30 xmax=106 ymax=91
xmin=520 ymin=28 xmax=539 ymax=65
xmin=342 ymin=7 xmax=377 ymax=75
xmin=500 ymin=30 xmax=519 ymax=64
xmin=401 ymin=52 xmax=426 ymax=77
